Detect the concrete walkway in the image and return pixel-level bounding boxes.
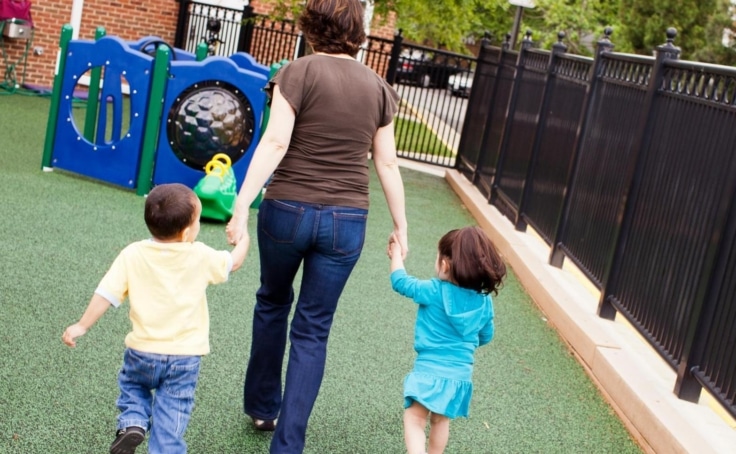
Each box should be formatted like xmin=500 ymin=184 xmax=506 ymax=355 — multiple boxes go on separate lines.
xmin=442 ymin=169 xmax=736 ymax=454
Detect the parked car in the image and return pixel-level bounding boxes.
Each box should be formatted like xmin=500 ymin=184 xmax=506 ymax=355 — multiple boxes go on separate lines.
xmin=447 ymin=71 xmax=474 ymax=97
xmin=395 ymin=50 xmax=462 ymax=89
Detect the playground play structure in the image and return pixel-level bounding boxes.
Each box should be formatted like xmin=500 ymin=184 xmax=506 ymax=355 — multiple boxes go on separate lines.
xmin=40 ymin=24 xmax=276 ymax=219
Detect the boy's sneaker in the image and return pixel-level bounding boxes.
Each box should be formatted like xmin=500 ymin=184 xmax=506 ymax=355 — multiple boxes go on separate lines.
xmin=110 ymin=426 xmax=145 ymax=454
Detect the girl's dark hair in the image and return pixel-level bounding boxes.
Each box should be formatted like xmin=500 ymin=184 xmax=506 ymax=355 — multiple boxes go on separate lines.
xmin=438 ymin=226 xmax=506 ymax=295
xmin=298 ymin=0 xmax=366 ymax=57
xmin=144 ymin=183 xmax=197 ymax=240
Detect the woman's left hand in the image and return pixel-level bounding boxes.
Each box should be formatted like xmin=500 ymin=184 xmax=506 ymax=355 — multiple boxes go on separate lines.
xmin=226 ymin=213 xmax=248 ymax=245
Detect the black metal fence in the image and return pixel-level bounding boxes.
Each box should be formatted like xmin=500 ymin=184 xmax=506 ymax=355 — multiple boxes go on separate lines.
xmin=174 ymin=0 xmax=473 ymax=167
xmin=174 ymin=1 xmax=247 ymax=56
xmin=457 ymin=27 xmax=736 ymax=419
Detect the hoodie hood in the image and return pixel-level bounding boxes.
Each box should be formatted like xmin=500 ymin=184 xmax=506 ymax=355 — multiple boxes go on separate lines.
xmin=441 ymin=283 xmax=491 ymax=338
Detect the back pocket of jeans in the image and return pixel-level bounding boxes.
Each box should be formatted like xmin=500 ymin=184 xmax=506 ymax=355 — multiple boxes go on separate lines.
xmin=261 ymin=199 xmax=304 ymax=243
xmin=332 ymin=211 xmax=367 ymax=255
xmin=164 ymin=358 xmax=201 ymax=398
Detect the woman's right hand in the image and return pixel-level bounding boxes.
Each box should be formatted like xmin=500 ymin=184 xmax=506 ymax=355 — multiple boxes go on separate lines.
xmin=392 ymin=229 xmax=409 ymax=260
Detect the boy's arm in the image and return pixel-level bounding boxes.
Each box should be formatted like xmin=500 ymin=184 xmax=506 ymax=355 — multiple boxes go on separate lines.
xmin=230 ymin=230 xmax=250 ymax=272
xmin=62 ymin=293 xmax=112 ymax=347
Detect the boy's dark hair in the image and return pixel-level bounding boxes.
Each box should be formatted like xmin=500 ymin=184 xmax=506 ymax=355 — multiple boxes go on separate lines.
xmin=298 ymin=0 xmax=366 ymax=57
xmin=438 ymin=226 xmax=506 ymax=295
xmin=144 ymin=184 xmax=197 ymax=240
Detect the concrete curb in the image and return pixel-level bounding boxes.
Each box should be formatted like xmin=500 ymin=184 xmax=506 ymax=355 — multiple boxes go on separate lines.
xmin=445 ymin=169 xmax=736 ymax=454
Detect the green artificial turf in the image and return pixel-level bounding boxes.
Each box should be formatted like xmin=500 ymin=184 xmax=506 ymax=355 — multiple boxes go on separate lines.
xmin=0 ymin=93 xmax=641 ymax=453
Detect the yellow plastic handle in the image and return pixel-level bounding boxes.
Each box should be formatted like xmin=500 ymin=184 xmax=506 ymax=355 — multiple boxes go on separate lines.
xmin=205 ymin=160 xmax=228 ymax=181
xmin=212 ymin=153 xmax=232 ymax=170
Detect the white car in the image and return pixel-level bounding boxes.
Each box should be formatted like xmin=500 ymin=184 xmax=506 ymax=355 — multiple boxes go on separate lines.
xmin=447 ymin=71 xmax=473 ymax=97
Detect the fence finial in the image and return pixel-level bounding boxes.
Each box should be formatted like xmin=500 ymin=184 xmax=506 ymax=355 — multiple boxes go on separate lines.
xmin=603 ymin=26 xmax=613 ymax=42
xmin=656 ymin=27 xmax=681 ymax=61
xmin=520 ymin=30 xmax=533 ymax=50
xmin=481 ymin=31 xmax=492 ymax=47
xmin=503 ymin=32 xmax=511 ymax=50
xmin=596 ymin=26 xmax=615 ymax=55
xmin=553 ymin=31 xmax=567 ymax=54
xmin=665 ymin=27 xmax=677 ymax=46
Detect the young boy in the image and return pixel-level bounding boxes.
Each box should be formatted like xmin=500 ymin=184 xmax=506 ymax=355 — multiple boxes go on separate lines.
xmin=62 ymin=183 xmax=249 ymax=454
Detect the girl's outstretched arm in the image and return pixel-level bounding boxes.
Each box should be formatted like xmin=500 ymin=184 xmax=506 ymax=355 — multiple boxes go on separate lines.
xmin=388 ymin=235 xmax=404 ymax=272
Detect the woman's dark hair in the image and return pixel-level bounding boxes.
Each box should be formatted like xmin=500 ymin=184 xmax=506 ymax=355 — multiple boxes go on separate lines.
xmin=144 ymin=183 xmax=197 ymax=240
xmin=298 ymin=0 xmax=366 ymax=57
xmin=438 ymin=226 xmax=506 ymax=295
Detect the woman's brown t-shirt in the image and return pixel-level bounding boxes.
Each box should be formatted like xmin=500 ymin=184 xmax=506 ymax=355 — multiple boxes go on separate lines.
xmin=263 ymin=54 xmax=399 ymax=210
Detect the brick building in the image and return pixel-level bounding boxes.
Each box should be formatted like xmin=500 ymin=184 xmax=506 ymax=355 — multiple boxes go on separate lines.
xmin=1 ymin=0 xmax=395 ymax=88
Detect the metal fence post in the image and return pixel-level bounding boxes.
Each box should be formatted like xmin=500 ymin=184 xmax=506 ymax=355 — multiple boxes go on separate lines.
xmin=295 ymin=31 xmax=306 ymax=59
xmin=238 ymin=4 xmax=255 ymax=53
xmin=174 ymin=0 xmax=190 ymax=50
xmin=385 ymin=29 xmax=403 ymax=85
xmin=597 ymin=28 xmax=681 ymax=319
xmin=490 ymin=30 xmax=533 ymax=205
xmin=455 ymin=32 xmax=491 ymax=176
xmin=514 ymin=31 xmax=567 ymax=232
xmin=549 ymin=27 xmax=614 ymax=267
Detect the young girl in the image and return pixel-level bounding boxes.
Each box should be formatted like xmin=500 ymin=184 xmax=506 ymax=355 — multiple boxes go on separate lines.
xmin=388 ymin=226 xmax=506 ymax=454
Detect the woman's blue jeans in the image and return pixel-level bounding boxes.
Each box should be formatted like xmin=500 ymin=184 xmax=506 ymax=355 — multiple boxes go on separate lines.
xmin=243 ymin=199 xmax=368 ymax=453
xmin=116 ymin=348 xmax=201 ymax=454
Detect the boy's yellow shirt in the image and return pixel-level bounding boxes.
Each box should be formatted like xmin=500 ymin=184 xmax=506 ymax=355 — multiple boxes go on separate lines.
xmin=95 ymin=240 xmax=233 ymax=355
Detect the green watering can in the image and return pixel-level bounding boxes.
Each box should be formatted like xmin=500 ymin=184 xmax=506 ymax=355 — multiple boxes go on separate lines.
xmin=194 ymin=153 xmax=237 ymax=222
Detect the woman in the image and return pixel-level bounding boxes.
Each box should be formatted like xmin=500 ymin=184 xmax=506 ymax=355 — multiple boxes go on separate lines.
xmin=225 ymin=0 xmax=408 ymax=452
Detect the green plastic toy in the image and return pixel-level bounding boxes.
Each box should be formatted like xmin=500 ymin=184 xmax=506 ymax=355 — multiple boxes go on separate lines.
xmin=194 ymin=153 xmax=237 ymax=222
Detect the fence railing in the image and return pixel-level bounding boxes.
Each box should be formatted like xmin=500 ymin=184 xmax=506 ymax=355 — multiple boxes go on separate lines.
xmin=456 ymin=27 xmax=736 ymax=419
xmin=174 ymin=1 xmax=246 ymax=56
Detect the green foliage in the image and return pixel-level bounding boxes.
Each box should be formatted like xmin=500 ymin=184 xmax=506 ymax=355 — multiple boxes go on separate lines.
xmin=522 ymin=0 xmax=620 ymax=56
xmin=618 ymin=0 xmax=735 ymax=64
xmin=379 ymin=0 xmax=515 ymax=51
xmin=264 ymin=0 xmax=736 ymax=64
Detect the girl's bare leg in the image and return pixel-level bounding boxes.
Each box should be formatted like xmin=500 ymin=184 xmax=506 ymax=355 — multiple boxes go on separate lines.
xmin=403 ymin=401 xmax=429 ymax=454
xmin=427 ymin=412 xmax=450 ymax=454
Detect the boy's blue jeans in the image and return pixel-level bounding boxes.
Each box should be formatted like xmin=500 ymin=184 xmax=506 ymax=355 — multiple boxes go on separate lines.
xmin=116 ymin=348 xmax=201 ymax=454
xmin=243 ymin=199 xmax=368 ymax=453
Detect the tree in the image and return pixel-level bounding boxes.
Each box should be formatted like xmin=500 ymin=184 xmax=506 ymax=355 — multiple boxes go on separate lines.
xmin=262 ymin=0 xmax=736 ymax=64
xmin=373 ymin=0 xmax=514 ymax=51
xmin=521 ymin=0 xmax=621 ymax=55
xmin=618 ymin=0 xmax=735 ymax=64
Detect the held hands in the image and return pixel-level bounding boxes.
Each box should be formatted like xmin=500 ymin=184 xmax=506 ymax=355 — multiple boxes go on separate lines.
xmin=390 ymin=228 xmax=408 ymax=259
xmin=387 ymin=233 xmax=402 ymax=259
xmin=226 ymin=212 xmax=248 ymax=246
xmin=387 ymin=232 xmax=406 ymax=272
xmin=62 ymin=323 xmax=87 ymax=347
